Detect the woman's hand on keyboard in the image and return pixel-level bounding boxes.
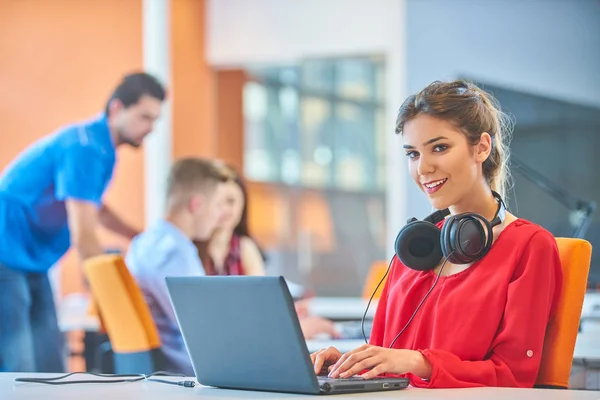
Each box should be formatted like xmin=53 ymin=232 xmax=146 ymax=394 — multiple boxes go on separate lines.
xmin=327 ymin=344 xmax=431 ymax=380
xmin=310 ymin=346 xmax=342 ymax=376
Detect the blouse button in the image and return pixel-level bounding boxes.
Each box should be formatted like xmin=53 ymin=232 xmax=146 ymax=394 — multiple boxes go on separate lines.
xmin=526 ymin=350 xmax=534 ymax=358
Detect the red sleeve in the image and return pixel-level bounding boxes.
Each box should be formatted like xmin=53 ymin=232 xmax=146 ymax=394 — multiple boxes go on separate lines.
xmin=411 ymin=230 xmax=562 ymax=388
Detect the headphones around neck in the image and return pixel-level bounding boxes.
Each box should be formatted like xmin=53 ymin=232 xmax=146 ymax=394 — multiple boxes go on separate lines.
xmin=394 ymin=191 xmax=507 ymax=271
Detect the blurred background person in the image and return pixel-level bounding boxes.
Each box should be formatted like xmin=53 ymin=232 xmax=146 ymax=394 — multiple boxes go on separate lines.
xmin=195 ymin=164 xmax=265 ymax=276
xmin=0 ymin=72 xmax=165 ymax=373
xmin=126 ymin=157 xmax=230 ymax=376
xmin=195 ymin=164 xmax=341 ymax=340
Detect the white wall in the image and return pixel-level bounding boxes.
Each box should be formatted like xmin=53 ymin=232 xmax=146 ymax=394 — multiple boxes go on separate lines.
xmin=404 ymin=0 xmax=600 ymax=219
xmin=206 ymin=0 xmax=600 ymax=253
xmin=207 ymin=0 xmax=409 ymax=256
xmin=208 ymin=0 xmax=393 ymax=67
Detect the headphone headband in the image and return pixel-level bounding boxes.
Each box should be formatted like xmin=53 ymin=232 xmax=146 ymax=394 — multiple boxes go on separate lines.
xmin=489 ymin=190 xmax=506 ymax=228
xmin=396 ymin=190 xmax=507 ymax=271
xmin=423 ymin=209 xmax=450 ymax=225
xmin=423 ymin=190 xmax=505 ymax=227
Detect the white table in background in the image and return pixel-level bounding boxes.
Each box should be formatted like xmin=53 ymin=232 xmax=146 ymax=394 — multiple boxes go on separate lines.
xmin=308 ymin=297 xmax=377 ymax=321
xmin=56 ymin=294 xmax=100 ymax=332
xmin=57 ymin=296 xmax=376 ymax=332
xmin=306 ymin=339 xmax=365 ymax=353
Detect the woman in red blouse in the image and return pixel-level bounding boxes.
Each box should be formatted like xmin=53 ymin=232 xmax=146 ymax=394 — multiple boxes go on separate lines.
xmin=311 ymin=80 xmax=563 ymax=388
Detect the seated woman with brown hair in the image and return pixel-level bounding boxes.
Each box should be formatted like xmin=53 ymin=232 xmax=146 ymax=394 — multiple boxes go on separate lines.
xmin=194 ymin=164 xmax=341 ymax=339
xmin=311 ymin=80 xmax=563 ymax=388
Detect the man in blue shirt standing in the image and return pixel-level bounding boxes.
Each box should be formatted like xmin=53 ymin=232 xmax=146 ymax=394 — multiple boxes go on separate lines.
xmin=0 ymin=72 xmax=166 ymax=372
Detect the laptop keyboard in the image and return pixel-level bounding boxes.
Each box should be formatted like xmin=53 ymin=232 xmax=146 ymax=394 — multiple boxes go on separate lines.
xmin=318 ymin=376 xmax=364 ymax=382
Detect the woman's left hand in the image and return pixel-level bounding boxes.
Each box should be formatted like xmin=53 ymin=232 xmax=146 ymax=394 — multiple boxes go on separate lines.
xmin=327 ymin=344 xmax=431 ymax=380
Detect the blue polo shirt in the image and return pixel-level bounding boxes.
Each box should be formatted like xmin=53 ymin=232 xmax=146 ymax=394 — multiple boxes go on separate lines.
xmin=0 ymin=113 xmax=116 ymax=273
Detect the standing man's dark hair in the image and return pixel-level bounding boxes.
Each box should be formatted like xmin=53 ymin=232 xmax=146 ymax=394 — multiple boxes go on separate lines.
xmin=104 ymin=72 xmax=166 ymax=115
xmin=0 ymin=71 xmax=166 ymax=373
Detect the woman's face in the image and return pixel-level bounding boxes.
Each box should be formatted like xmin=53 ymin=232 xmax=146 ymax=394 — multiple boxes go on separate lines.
xmin=402 ymin=114 xmax=488 ymax=211
xmin=217 ymin=180 xmax=245 ymax=231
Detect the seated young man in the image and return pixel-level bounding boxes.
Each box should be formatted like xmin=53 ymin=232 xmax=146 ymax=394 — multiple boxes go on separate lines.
xmin=126 ymin=157 xmax=229 ymax=376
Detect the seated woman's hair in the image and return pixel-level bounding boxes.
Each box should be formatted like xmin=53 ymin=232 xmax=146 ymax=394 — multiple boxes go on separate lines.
xmin=395 ymin=80 xmax=514 ymax=199
xmin=193 ymin=162 xmax=268 ymax=269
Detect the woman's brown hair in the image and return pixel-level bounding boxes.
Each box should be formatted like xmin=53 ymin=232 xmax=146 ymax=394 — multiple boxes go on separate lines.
xmin=396 ymin=80 xmax=513 ymax=200
xmin=194 ymin=163 xmax=266 ymax=275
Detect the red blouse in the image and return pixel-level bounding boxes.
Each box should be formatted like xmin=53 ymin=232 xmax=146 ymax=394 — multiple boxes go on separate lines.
xmin=204 ymin=234 xmax=245 ymax=276
xmin=369 ymin=219 xmax=563 ymax=388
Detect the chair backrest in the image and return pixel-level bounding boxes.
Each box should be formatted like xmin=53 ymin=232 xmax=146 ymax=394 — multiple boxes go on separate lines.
xmin=535 ymin=237 xmax=592 ymax=388
xmin=83 ymin=254 xmax=164 ymax=374
xmin=362 ymin=260 xmax=390 ymax=300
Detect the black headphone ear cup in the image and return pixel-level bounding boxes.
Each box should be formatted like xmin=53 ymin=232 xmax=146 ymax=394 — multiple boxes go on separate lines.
xmin=395 ymin=221 xmax=443 ymax=271
xmin=441 ymin=214 xmax=490 ymax=264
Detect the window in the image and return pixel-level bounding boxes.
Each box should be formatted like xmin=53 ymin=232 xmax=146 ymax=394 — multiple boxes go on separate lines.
xmin=243 ymin=56 xmax=386 ymax=191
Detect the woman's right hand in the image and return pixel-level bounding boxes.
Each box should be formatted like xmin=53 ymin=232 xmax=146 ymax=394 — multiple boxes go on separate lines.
xmin=310 ymin=346 xmax=343 ymax=376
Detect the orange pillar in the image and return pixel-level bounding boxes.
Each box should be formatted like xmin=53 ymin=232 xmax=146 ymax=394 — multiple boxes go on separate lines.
xmin=0 ymin=0 xmax=145 ymax=373
xmin=0 ymin=0 xmax=145 ymax=296
xmin=170 ymin=0 xmax=247 ymax=170
xmin=214 ymin=70 xmax=247 ymax=172
xmin=171 ymin=0 xmax=216 ymax=159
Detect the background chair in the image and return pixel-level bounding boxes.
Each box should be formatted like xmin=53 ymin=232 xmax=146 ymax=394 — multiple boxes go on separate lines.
xmin=536 ymin=237 xmax=592 ymax=389
xmin=362 ymin=260 xmax=389 ymax=300
xmin=83 ymin=254 xmax=165 ymax=374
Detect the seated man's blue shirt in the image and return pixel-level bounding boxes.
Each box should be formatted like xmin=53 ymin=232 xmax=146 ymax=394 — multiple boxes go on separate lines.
xmin=0 ymin=114 xmax=116 ymax=273
xmin=125 ymin=219 xmax=205 ymax=377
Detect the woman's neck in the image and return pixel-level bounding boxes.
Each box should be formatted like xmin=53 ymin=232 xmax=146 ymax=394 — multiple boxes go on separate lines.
xmin=211 ymin=228 xmax=233 ymax=246
xmin=208 ymin=229 xmax=234 ymax=267
xmin=448 ymin=183 xmax=500 ymax=222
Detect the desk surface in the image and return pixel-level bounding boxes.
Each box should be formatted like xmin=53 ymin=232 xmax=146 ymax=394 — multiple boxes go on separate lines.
xmin=3 ymin=373 xmax=599 ymax=400
xmin=57 ymin=296 xmax=375 ymax=332
xmin=308 ymin=297 xmax=377 ymax=321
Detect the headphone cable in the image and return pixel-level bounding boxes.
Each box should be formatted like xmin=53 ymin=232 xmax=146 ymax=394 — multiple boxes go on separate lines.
xmin=388 ymin=255 xmax=450 ymax=349
xmin=360 ymin=251 xmax=453 ymax=347
xmin=361 ymin=256 xmax=394 ymax=344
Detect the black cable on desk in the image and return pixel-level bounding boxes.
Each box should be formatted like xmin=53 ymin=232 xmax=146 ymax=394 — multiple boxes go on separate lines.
xmin=13 ymin=371 xmax=196 ymax=388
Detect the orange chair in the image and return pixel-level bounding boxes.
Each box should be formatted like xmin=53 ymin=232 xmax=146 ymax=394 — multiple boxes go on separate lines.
xmin=83 ymin=254 xmax=165 ymax=374
xmin=536 ymin=237 xmax=592 ymax=389
xmin=362 ymin=260 xmax=390 ymax=300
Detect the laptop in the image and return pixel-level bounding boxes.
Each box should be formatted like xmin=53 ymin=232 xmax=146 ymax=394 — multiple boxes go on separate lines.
xmin=165 ymin=276 xmax=409 ymax=395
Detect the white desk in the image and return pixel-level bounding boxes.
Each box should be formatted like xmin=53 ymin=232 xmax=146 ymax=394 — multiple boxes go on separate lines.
xmin=306 ymin=339 xmax=365 ymax=353
xmin=308 ymin=297 xmax=377 ymax=321
xmin=57 ymin=294 xmax=600 ymax=362
xmin=581 ymin=292 xmax=600 ymax=320
xmin=57 ymin=295 xmax=100 ymax=333
xmin=59 ymin=293 xmax=600 ymax=330
xmin=56 ymin=296 xmax=375 ymax=332
xmin=58 ymin=313 xmax=100 ymax=332
xmin=574 ymin=333 xmax=600 ymax=364
xmin=2 ymin=373 xmax=598 ymax=399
